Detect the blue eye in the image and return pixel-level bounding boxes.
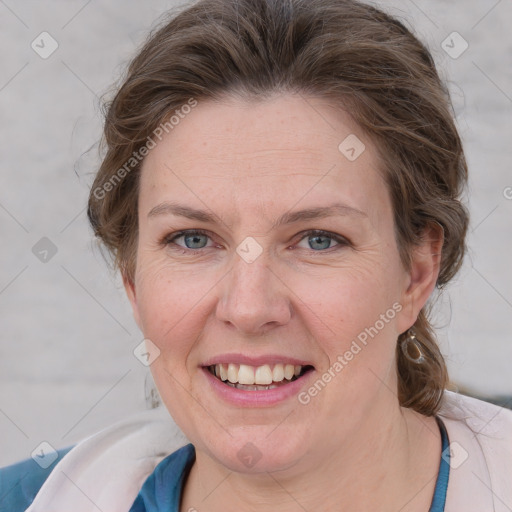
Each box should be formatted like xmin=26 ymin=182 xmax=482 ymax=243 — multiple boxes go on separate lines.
xmin=296 ymin=230 xmax=348 ymax=251
xmin=163 ymin=229 xmax=349 ymax=253
xmin=167 ymin=230 xmax=212 ymax=250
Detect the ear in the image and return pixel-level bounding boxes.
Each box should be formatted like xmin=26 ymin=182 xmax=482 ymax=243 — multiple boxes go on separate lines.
xmin=397 ymin=223 xmax=444 ymax=333
xmin=123 ymin=272 xmax=142 ymax=330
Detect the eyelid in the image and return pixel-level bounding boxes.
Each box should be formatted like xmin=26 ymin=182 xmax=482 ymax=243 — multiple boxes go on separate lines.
xmin=162 ymin=229 xmax=215 ymax=247
xmin=163 ymin=228 xmax=351 ymax=252
xmin=294 ymin=229 xmax=351 ymax=249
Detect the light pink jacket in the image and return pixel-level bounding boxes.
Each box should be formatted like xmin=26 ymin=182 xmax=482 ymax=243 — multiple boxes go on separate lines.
xmin=26 ymin=390 xmax=512 ymax=511
xmin=439 ymin=391 xmax=512 ymax=511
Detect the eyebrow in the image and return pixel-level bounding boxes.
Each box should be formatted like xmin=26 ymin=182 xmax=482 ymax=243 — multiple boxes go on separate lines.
xmin=147 ymin=201 xmax=367 ymax=228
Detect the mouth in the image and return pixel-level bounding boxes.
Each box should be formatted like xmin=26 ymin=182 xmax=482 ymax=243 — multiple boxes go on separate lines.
xmin=205 ymin=363 xmax=315 ymax=391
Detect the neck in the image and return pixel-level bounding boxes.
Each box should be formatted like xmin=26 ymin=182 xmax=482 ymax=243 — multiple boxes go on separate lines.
xmin=180 ymin=399 xmax=441 ymax=512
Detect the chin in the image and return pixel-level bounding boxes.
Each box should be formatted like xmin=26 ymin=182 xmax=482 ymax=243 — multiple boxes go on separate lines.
xmin=200 ymin=425 xmax=311 ymax=475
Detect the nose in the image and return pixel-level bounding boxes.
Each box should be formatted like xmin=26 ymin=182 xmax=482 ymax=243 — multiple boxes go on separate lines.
xmin=215 ymin=250 xmax=292 ymax=336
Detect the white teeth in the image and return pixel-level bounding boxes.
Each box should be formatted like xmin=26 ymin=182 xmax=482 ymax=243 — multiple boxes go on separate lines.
xmin=227 ymin=363 xmax=238 ymax=383
xmin=212 ymin=363 xmax=305 ymax=385
xmin=284 ymin=364 xmax=295 ymax=380
xmin=225 ymin=382 xmax=279 ymax=391
xmin=254 ymin=364 xmax=273 ymax=385
xmin=238 ymin=364 xmax=255 ymax=385
xmin=272 ymin=364 xmax=285 ymax=382
xmin=219 ymin=363 xmax=228 ymax=381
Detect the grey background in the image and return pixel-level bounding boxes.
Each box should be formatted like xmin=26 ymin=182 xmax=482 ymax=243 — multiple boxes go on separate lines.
xmin=0 ymin=0 xmax=511 ymax=466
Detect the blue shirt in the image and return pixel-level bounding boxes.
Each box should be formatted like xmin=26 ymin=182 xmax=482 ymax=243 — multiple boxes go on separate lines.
xmin=0 ymin=417 xmax=450 ymax=511
xmin=0 ymin=446 xmax=73 ymax=511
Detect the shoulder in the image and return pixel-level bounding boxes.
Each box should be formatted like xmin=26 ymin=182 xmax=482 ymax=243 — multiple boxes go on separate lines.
xmin=130 ymin=444 xmax=195 ymax=512
xmin=440 ymin=389 xmax=512 ymax=440
xmin=439 ymin=390 xmax=512 ymax=511
xmin=0 ymin=447 xmax=73 ymax=512
xmin=22 ymin=407 xmax=189 ymax=512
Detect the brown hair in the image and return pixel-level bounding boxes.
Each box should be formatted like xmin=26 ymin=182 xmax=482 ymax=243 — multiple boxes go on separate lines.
xmin=88 ymin=0 xmax=469 ymax=416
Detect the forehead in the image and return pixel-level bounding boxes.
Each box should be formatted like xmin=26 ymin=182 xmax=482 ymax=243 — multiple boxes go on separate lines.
xmin=138 ymin=94 xmax=389 ymax=223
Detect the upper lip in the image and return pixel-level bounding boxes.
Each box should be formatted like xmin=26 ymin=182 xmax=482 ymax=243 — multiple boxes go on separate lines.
xmin=201 ymin=353 xmax=315 ymax=368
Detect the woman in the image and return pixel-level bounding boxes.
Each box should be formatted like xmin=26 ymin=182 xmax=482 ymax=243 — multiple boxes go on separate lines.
xmin=2 ymin=0 xmax=511 ymax=510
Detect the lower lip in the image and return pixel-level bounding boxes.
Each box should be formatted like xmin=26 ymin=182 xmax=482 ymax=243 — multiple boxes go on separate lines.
xmin=201 ymin=367 xmax=315 ymax=407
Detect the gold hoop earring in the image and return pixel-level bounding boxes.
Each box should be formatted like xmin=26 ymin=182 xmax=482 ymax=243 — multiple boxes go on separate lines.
xmin=401 ymin=328 xmax=426 ymax=364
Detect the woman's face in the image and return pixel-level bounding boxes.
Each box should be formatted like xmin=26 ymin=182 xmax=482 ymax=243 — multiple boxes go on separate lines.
xmin=125 ymin=94 xmax=433 ymax=474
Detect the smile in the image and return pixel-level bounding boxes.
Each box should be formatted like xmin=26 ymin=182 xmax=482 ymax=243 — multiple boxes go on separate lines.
xmin=206 ymin=363 xmax=315 ymax=391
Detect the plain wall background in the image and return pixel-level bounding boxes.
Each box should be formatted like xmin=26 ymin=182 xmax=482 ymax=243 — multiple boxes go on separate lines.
xmin=0 ymin=0 xmax=511 ymax=466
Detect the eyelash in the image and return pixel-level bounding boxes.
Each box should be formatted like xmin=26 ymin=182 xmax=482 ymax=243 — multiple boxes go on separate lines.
xmin=161 ymin=229 xmax=351 ymax=254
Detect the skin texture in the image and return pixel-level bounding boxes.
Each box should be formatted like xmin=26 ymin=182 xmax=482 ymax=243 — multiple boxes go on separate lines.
xmin=124 ymin=94 xmax=444 ymax=511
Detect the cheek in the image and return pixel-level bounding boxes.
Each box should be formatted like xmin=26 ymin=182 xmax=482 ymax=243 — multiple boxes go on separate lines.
xmin=298 ymin=262 xmax=400 ymax=329
xmin=299 ymin=265 xmax=404 ymax=391
xmin=136 ymin=252 xmax=198 ymax=318
xmin=134 ymin=256 xmax=216 ymax=361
